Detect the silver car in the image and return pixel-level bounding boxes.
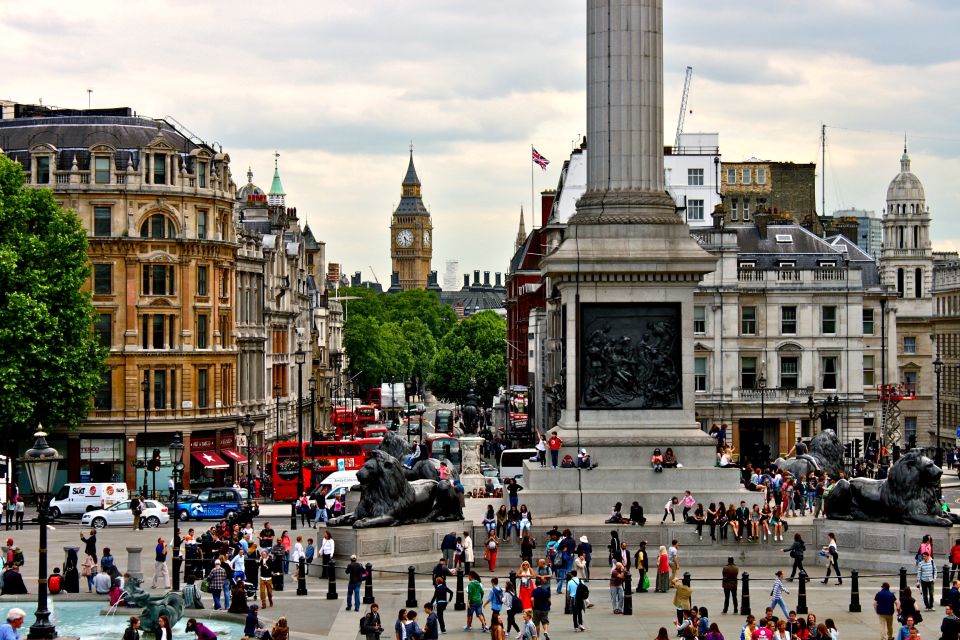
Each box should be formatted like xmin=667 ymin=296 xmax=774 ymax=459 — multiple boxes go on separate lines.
xmin=81 ymin=499 xmax=170 ymax=529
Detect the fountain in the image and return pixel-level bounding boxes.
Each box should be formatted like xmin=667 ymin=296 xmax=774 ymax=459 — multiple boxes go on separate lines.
xmin=120 ymin=576 xmax=185 ymax=634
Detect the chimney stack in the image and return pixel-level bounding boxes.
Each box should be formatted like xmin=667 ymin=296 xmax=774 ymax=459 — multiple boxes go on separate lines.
xmin=463 ymin=274 xmax=470 ymax=289
xmin=754 ymin=209 xmax=770 ymax=240
xmin=483 ymin=271 xmax=491 ymax=287
xmin=495 ymin=272 xmax=502 ymax=288
xmin=473 ymin=270 xmax=480 ymax=287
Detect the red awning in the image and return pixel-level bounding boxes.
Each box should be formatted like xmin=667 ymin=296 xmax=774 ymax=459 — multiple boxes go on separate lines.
xmin=220 ymin=449 xmax=248 ymax=464
xmin=191 ymin=451 xmax=229 ymax=470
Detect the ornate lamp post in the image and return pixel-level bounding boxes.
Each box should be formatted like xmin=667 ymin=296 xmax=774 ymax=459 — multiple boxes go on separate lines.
xmin=934 ymin=355 xmax=943 ymax=466
xmin=240 ymin=414 xmax=255 ymax=511
xmin=141 ymin=376 xmax=150 ymax=496
xmin=21 ymin=428 xmax=63 ymax=639
xmin=169 ymin=434 xmax=184 ymax=591
xmin=757 ymin=363 xmax=767 ymax=425
xmin=293 ymin=342 xmax=306 ymax=530
xmin=273 ymin=383 xmax=282 ymax=443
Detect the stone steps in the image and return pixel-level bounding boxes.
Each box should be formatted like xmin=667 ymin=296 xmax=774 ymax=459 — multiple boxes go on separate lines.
xmin=522 ymin=461 xmax=742 ymax=492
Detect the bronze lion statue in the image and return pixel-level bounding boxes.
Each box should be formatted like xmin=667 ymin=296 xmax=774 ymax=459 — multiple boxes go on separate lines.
xmin=378 ymin=430 xmax=460 ymax=482
xmin=328 ymin=450 xmax=463 ymax=528
xmin=776 ymin=429 xmax=843 ymax=479
xmin=825 ymin=450 xmax=959 ymax=526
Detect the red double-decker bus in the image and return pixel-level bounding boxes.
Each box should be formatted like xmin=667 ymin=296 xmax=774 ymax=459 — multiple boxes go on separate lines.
xmin=270 ymin=439 xmax=381 ymax=501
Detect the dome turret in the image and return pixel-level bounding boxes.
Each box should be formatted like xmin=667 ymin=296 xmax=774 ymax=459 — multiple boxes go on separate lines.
xmin=885 ymin=142 xmax=925 ymax=211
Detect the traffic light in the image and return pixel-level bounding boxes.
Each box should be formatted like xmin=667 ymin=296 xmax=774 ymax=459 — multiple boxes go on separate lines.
xmin=150 ymin=448 xmax=162 ymax=472
xmin=853 ymin=438 xmax=862 ymax=459
xmin=843 ymin=442 xmax=853 ymax=459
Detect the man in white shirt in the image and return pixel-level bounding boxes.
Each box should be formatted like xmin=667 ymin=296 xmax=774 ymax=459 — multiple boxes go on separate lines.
xmin=93 ymin=569 xmax=112 ymax=594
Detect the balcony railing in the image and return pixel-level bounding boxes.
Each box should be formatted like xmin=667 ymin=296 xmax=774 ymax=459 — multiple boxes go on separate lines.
xmin=735 ymin=386 xmax=807 ymax=400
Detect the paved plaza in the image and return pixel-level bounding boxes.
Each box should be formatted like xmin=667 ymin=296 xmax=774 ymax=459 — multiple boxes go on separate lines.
xmin=0 ymin=503 xmax=955 ymax=640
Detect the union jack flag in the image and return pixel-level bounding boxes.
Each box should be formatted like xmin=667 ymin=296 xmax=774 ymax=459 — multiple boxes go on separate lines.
xmin=532 ymin=147 xmax=550 ymax=170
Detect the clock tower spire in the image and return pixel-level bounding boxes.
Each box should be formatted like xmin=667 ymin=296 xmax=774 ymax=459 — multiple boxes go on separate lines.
xmin=390 ymin=147 xmax=433 ymax=290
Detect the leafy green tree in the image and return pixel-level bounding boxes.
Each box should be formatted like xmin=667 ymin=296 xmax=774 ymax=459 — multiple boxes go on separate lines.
xmin=0 ymin=155 xmax=107 ymax=439
xmin=429 ymin=311 xmax=506 ymax=405
xmin=343 ymin=316 xmax=414 ymax=394
xmin=401 ymin=318 xmax=437 ymax=396
xmin=386 ymin=289 xmax=456 ymax=341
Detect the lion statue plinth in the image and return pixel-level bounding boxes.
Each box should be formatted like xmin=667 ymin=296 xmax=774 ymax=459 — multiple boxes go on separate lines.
xmin=328 ymin=450 xmax=463 ymax=528
xmin=378 ymin=430 xmax=461 ymax=483
xmin=775 ymin=429 xmax=843 ymax=479
xmin=825 ymin=450 xmax=959 ymax=527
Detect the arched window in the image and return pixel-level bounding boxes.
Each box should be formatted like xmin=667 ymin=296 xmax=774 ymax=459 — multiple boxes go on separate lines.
xmin=140 ymin=214 xmax=177 ymax=239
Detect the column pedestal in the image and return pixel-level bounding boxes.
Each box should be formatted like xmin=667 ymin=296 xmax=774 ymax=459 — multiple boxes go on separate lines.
xmin=126 ymin=546 xmax=144 ymax=581
xmin=458 ymin=436 xmax=486 ymax=493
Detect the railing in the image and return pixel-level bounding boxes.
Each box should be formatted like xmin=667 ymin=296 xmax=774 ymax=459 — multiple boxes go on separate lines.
xmin=80 ymin=174 xmax=90 ymax=184
xmin=814 ymin=268 xmax=844 ymax=281
xmin=890 ymin=248 xmax=929 ymax=257
xmin=116 ymin=174 xmax=125 ymax=184
xmin=735 ymin=386 xmax=807 ymax=400
xmin=56 ymin=174 xmax=70 ymax=184
xmin=738 ymin=269 xmax=764 ymax=281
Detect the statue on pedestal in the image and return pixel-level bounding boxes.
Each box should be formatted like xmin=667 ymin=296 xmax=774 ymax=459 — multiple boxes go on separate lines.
xmin=775 ymin=429 xmax=843 ymax=479
xmin=122 ymin=575 xmax=185 ymax=634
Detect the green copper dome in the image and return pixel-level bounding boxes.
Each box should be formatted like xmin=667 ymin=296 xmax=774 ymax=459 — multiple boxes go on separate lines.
xmin=269 ymin=166 xmax=285 ymax=196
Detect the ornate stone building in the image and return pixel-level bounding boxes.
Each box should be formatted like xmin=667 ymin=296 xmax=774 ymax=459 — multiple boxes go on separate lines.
xmin=390 ymin=151 xmax=433 ymax=290
xmin=0 ymin=104 xmax=241 ymax=491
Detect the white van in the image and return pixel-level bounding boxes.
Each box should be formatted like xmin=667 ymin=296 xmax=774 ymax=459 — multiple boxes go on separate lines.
xmin=49 ymin=483 xmax=128 ymax=517
xmin=499 ymin=449 xmax=539 ymax=488
xmin=309 ymin=470 xmax=359 ymax=510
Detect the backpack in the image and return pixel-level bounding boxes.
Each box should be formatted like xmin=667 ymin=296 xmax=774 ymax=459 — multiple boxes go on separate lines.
xmin=360 ymin=613 xmax=372 ymax=634
xmin=13 ymin=548 xmax=24 ymax=566
xmin=575 ymin=580 xmax=589 ymax=601
xmin=509 ymin=592 xmax=523 ymax=614
xmin=48 ymin=574 xmax=62 ymax=594
xmin=491 ymin=587 xmax=503 ymax=607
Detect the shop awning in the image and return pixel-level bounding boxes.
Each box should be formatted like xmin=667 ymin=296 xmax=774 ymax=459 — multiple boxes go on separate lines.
xmin=191 ymin=451 xmax=229 ymax=470
xmin=221 ymin=449 xmax=248 ymax=464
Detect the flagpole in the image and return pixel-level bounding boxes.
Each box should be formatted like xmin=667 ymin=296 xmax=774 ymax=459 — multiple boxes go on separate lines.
xmin=530 ymin=144 xmax=534 ymax=229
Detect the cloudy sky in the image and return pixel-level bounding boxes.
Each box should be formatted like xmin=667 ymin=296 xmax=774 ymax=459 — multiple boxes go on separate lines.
xmin=3 ymin=1 xmax=959 ymax=284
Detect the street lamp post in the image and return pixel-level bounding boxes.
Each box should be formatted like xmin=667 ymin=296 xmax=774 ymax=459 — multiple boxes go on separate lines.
xmin=141 ymin=376 xmax=150 ymax=497
xmin=309 ymin=377 xmax=317 ymax=472
xmin=169 ymin=434 xmax=184 ymax=591
xmin=934 ymin=355 xmax=944 ymax=467
xmin=294 ymin=343 xmax=306 ymax=530
xmin=274 ymin=383 xmax=282 ymax=443
xmin=757 ymin=367 xmax=767 ymax=425
xmin=21 ymin=428 xmax=63 ymax=640
xmin=240 ymin=414 xmax=255 ymax=511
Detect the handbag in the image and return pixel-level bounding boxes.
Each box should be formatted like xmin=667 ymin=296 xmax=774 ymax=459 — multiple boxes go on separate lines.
xmin=200 ymin=579 xmax=210 ymax=593
xmin=642 ymin=573 xmax=650 ymax=591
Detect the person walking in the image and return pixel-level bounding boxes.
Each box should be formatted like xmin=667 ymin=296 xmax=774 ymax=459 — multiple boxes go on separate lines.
xmin=131 ymin=496 xmax=142 ymax=531
xmin=531 ymin=577 xmax=551 ymax=640
xmin=441 ymin=530 xmax=457 ymax=568
xmin=673 ymin=578 xmax=693 ymax=625
xmin=874 ymin=582 xmax=898 ymax=640
xmin=770 ymin=570 xmax=790 ymax=619
xmin=14 ymin=497 xmax=23 ymax=531
xmin=483 ymin=576 xmax=503 ymax=628
xmin=430 ymin=576 xmax=453 ymax=633
xmin=722 ymin=557 xmax=739 ymax=615
xmin=941 ymin=605 xmax=960 ymax=640
xmin=208 ymin=560 xmax=226 ymax=610
xmin=521 ymin=610 xmax=537 ymax=640
xmin=821 ymin=532 xmax=841 ymax=585
xmin=784 ymin=534 xmax=806 ymax=581
xmin=917 ymin=551 xmax=937 ymax=611
xmin=151 ymin=537 xmax=170 ymax=590
xmin=464 ymin=571 xmax=488 ymax=632
xmin=346 ymin=554 xmax=366 ymax=612
xmin=609 ymin=561 xmax=626 ymax=614
xmin=576 ymin=536 xmax=592 ymax=581
xmin=361 ymin=603 xmax=384 ymax=640
xmin=547 ymin=432 xmax=563 ymax=470
xmin=504 ymin=582 xmax=522 ymax=634
xmin=656 ymin=545 xmax=670 ymax=593
xmin=567 ymin=570 xmax=587 ymax=632
xmin=258 ymin=550 xmax=274 ymax=608
xmin=634 ymin=541 xmax=649 ymax=593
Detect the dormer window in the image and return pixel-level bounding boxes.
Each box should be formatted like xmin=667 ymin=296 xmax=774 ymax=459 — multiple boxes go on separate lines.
xmin=93 ymin=156 xmax=110 ymax=184
xmin=153 ymin=154 xmax=167 ymax=185
xmin=35 ymin=156 xmax=51 ymax=184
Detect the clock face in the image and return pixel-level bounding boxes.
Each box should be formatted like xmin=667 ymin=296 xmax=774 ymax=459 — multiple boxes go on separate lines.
xmin=423 ymin=231 xmax=431 ymax=247
xmin=396 ymin=229 xmax=413 ymax=247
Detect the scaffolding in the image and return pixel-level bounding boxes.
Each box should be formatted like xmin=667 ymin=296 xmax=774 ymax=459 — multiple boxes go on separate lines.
xmin=879 ymin=383 xmax=916 ymax=449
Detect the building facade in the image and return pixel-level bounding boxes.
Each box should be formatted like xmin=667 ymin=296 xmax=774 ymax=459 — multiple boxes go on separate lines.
xmin=720 ymin=160 xmax=821 ymax=233
xmin=665 ymin=132 xmax=722 ymax=227
xmin=933 ymin=257 xmax=960 ymax=451
xmin=390 ymin=151 xmax=433 ymax=290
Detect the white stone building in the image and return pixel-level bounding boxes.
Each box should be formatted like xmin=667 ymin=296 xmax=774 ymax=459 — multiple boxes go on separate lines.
xmin=665 ymin=132 xmax=722 ymax=227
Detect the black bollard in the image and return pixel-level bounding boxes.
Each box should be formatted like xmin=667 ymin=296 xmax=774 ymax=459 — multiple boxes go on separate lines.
xmin=454 ymin=569 xmax=466 ymax=611
xmin=942 ymin=564 xmax=951 ymax=606
xmin=683 ymin=571 xmax=691 ymax=587
xmin=326 ymin=560 xmax=338 ymax=600
xmin=899 ymin=567 xmax=908 ymax=601
xmin=290 ymin=502 xmax=297 ymax=531
xmin=406 ymin=565 xmax=418 ymax=608
xmin=623 ymin=571 xmax=633 ymax=616
xmin=272 ymin=548 xmax=285 ymax=591
xmin=363 ymin=562 xmax=375 ymax=604
xmin=741 ymin=572 xmax=751 ymax=617
xmin=849 ymin=570 xmax=861 ymax=612
xmin=297 ymin=557 xmax=308 ymax=596
xmin=796 ymin=570 xmax=808 ymax=614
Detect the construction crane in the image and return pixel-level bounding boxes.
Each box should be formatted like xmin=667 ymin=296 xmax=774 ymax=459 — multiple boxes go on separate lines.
xmin=368 ymin=266 xmax=380 ymax=285
xmin=674 ymin=66 xmax=693 ymax=149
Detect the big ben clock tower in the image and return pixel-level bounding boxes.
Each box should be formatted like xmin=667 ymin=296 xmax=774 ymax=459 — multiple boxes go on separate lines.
xmin=390 ymin=149 xmax=433 ymax=290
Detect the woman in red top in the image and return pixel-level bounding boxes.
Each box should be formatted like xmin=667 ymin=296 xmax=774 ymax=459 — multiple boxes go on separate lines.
xmin=656 ymin=545 xmax=671 ymax=593
xmin=517 ymin=560 xmax=535 ymax=610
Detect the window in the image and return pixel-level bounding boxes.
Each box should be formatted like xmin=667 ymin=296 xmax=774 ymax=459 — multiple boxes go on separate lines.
xmin=742 ymin=168 xmax=752 ymax=185
xmin=220 ymin=313 xmax=229 ymax=348
xmin=93 ymin=206 xmax=111 ymax=237
xmin=781 ymin=306 xmax=797 ymax=334
xmin=36 ymin=156 xmax=50 ymax=184
xmin=731 ymin=199 xmax=739 ymax=221
xmin=272 ymin=364 xmax=288 ymax=397
xmin=273 ymin=330 xmax=288 ymax=354
xmin=197 ymin=314 xmax=208 ymax=349
xmin=780 ymin=356 xmax=799 ymax=389
xmin=197 ymin=209 xmax=208 ymax=240
xmin=741 ymin=356 xmax=757 ymax=388
xmin=756 ymin=168 xmax=767 ymax=185
xmin=863 ymin=308 xmax=875 ymax=335
xmin=153 ymin=370 xmax=166 ymax=410
xmin=197 ymin=266 xmax=208 ymax=296
xmin=694 ymin=357 xmax=707 ymax=392
xmin=687 ymin=168 xmax=704 ymax=186
xmin=197 ymin=368 xmax=208 ymax=409
xmin=142 ymin=265 xmax=175 ymax=296
xmin=904 ymin=416 xmax=917 ymax=447
xmin=687 ymin=199 xmax=704 ymax=222
xmin=863 ymin=355 xmax=875 ymax=386
xmin=904 ymin=336 xmax=917 ymax=354
xmin=95 ymin=313 xmax=111 ymax=347
xmin=93 ymin=264 xmax=112 ymax=295
xmin=140 ymin=214 xmax=176 ymax=239
xmin=726 ymin=168 xmax=736 ymax=184
xmin=741 ymin=306 xmax=757 ymax=335
xmin=915 ymin=267 xmax=923 ymax=298
xmin=94 ymin=371 xmax=112 ymax=410
xmin=152 ymin=315 xmax=165 ymax=349
xmin=693 ymin=306 xmax=706 ymax=334
xmin=821 ymin=306 xmax=837 ymax=334
xmin=197 ymin=161 xmax=207 ymax=188
xmin=153 ymin=154 xmax=167 ymax=185
xmin=94 ymin=156 xmax=110 ymax=184
xmin=822 ymin=356 xmax=838 ymax=390
xmin=742 ymin=199 xmax=750 ymax=221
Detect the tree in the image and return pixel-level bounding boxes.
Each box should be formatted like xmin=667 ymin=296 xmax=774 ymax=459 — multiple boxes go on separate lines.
xmin=429 ymin=311 xmax=506 ymax=405
xmin=385 ymin=289 xmax=457 ymax=341
xmin=0 ymin=155 xmax=107 ymax=439
xmin=342 ymin=316 xmax=414 ymax=394
xmin=401 ymin=318 xmax=437 ymax=396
